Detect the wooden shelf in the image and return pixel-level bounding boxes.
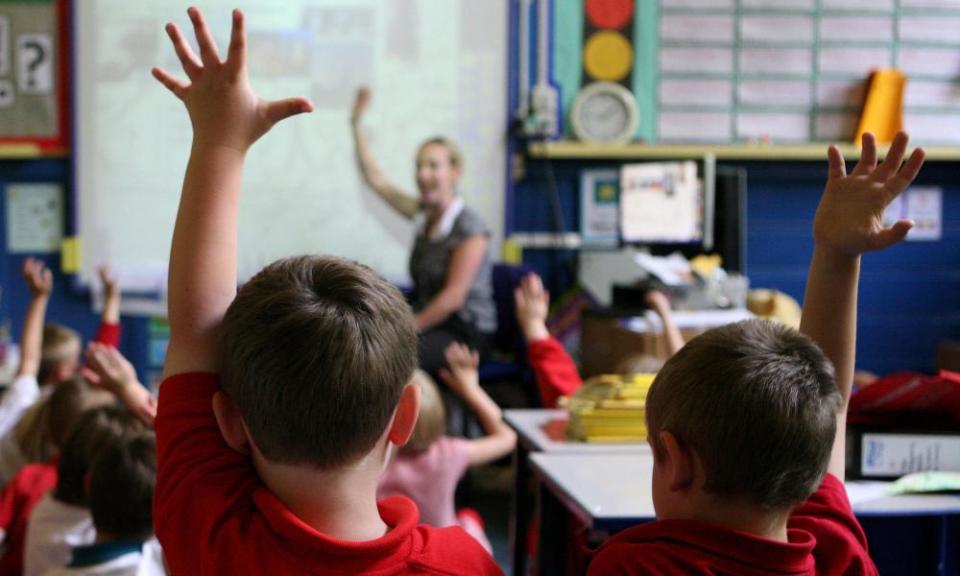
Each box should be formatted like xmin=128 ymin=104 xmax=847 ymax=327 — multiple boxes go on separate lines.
xmin=0 ymin=144 xmax=68 ymax=159
xmin=527 ymin=141 xmax=960 ymax=162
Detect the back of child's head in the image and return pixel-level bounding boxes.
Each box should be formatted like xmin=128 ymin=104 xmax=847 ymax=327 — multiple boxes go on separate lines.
xmin=47 ymin=376 xmax=114 ymax=450
xmin=646 ymin=319 xmax=841 ymax=509
xmin=55 ymin=405 xmax=144 ymax=506
xmin=220 ymin=255 xmax=417 ymax=469
xmin=401 ymin=369 xmax=445 ymax=455
xmin=12 ymin=376 xmax=112 ymax=464
xmin=89 ymin=431 xmax=156 ymax=542
xmin=38 ymin=324 xmax=82 ymax=384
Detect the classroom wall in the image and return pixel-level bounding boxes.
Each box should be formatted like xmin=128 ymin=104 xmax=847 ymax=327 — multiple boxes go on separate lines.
xmin=0 ymin=159 xmax=151 ymax=380
xmin=511 ymin=157 xmax=960 ymax=375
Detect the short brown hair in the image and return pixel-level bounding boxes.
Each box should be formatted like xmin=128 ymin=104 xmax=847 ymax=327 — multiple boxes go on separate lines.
xmin=220 ymin=255 xmax=417 ymax=468
xmin=38 ymin=323 xmax=81 ymax=383
xmin=646 ymin=320 xmax=841 ymax=509
xmin=418 ymin=136 xmax=463 ymax=170
xmin=55 ymin=405 xmax=144 ymax=506
xmin=89 ymin=431 xmax=156 ymax=541
xmin=402 ymin=369 xmax=445 ymax=454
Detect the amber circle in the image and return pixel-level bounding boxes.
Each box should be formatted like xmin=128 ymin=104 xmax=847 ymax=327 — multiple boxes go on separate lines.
xmin=583 ymin=31 xmax=633 ymax=82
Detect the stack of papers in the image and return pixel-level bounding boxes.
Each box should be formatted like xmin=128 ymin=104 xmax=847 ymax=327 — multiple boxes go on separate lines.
xmin=562 ymin=373 xmax=655 ymax=443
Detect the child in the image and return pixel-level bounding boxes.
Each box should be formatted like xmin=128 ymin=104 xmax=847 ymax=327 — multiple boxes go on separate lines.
xmin=48 ymin=432 xmax=163 ymax=576
xmin=150 ymin=8 xmax=500 ymax=574
xmin=0 ymin=264 xmax=122 ymax=485
xmin=23 ymin=405 xmax=145 ymax=576
xmin=378 ymin=344 xmax=517 ymax=552
xmin=515 ymin=272 xmax=683 ymax=408
xmin=588 ymin=132 xmax=924 ymax=575
xmin=0 ymin=378 xmax=112 ymax=575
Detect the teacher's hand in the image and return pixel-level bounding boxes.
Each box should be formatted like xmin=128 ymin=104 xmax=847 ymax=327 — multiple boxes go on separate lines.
xmin=351 ymin=87 xmax=370 ymax=125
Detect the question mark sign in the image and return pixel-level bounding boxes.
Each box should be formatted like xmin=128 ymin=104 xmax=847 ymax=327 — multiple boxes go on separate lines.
xmin=22 ymin=40 xmax=45 ymax=88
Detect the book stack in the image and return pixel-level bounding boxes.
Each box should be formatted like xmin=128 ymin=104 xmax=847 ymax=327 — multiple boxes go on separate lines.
xmin=562 ymin=373 xmax=655 ymax=443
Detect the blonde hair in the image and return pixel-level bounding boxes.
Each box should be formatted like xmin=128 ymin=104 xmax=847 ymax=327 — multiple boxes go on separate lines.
xmin=418 ymin=136 xmax=463 ymax=171
xmin=39 ymin=323 xmax=81 ymax=384
xmin=402 ymin=369 xmax=446 ymax=455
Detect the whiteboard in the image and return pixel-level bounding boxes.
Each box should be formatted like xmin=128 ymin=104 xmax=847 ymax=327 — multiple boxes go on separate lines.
xmin=75 ymin=0 xmax=506 ymax=295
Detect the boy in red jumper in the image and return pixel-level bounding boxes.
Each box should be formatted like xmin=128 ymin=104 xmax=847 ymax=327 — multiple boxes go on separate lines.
xmin=515 ymin=273 xmax=683 ymax=408
xmin=588 ymin=132 xmax=924 ymax=575
xmin=151 ymin=8 xmax=501 ymax=575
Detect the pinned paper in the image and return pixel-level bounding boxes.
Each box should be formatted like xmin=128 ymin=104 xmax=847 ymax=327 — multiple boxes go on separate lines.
xmin=61 ymin=236 xmax=81 ymax=273
xmin=883 ymin=186 xmax=942 ymax=242
xmin=5 ymin=183 xmax=63 ymax=253
xmin=620 ymin=162 xmax=701 ymax=244
xmin=502 ymin=238 xmax=523 ymax=265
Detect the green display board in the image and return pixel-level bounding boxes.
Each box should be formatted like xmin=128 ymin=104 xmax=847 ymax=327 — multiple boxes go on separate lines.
xmin=555 ymin=0 xmax=960 ymax=145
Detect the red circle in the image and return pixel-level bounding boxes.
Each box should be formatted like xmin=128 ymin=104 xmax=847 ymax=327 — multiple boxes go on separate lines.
xmin=586 ymin=0 xmax=634 ymax=30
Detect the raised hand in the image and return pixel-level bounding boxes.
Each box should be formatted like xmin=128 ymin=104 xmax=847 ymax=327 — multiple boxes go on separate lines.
xmin=97 ymin=265 xmax=118 ymax=297
xmin=152 ymin=7 xmax=313 ymax=153
xmin=351 ymin=87 xmax=371 ymax=125
xmin=438 ymin=342 xmax=480 ymax=398
xmin=514 ymin=273 xmax=550 ymax=342
xmin=814 ymin=132 xmax=925 ymax=256
xmin=85 ymin=342 xmax=157 ymax=426
xmin=22 ymin=258 xmax=52 ymax=298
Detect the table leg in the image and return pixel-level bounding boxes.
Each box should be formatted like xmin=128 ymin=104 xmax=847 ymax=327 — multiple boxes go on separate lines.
xmin=536 ymin=478 xmax=568 ymax=576
xmin=510 ymin=443 xmax=532 ymax=576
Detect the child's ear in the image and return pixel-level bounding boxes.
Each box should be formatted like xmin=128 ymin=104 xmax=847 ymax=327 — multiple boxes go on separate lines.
xmin=387 ymin=382 xmax=421 ymax=447
xmin=658 ymin=431 xmax=695 ymax=492
xmin=212 ymin=391 xmax=250 ymax=454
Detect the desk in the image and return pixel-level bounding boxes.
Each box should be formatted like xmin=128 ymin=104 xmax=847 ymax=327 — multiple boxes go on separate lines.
xmin=504 ymin=410 xmax=647 ymax=576
xmin=530 ymin=451 xmax=960 ymax=576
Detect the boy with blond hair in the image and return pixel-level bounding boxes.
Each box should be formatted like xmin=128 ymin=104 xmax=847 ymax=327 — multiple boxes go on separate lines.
xmin=588 ymin=132 xmax=924 ymax=575
xmin=151 ymin=7 xmax=500 ymax=574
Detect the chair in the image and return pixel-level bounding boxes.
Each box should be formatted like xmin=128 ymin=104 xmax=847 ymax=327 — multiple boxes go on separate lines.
xmin=478 ymin=263 xmax=535 ymax=392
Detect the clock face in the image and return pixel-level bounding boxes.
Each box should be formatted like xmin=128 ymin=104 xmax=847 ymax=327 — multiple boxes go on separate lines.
xmin=571 ymin=82 xmax=638 ymax=143
xmin=579 ymin=92 xmax=630 ymax=141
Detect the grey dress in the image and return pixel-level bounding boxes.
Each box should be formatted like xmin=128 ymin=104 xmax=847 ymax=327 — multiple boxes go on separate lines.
xmin=409 ymin=204 xmax=497 ymax=372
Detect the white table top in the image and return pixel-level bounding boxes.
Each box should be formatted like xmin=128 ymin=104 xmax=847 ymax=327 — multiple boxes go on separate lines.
xmin=504 ymin=409 xmax=649 ymax=454
xmin=621 ymin=308 xmax=754 ymax=334
xmin=530 ymin=452 xmax=960 ymax=531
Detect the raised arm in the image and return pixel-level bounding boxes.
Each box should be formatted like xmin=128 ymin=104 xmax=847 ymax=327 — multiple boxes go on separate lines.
xmin=644 ymin=290 xmax=684 ymax=357
xmin=516 ymin=273 xmax=583 ymax=406
xmin=97 ymin=266 xmax=120 ymax=326
xmin=439 ymin=343 xmax=516 ymax=466
xmin=16 ymin=258 xmax=52 ymax=379
xmin=152 ymin=8 xmax=312 ymax=376
xmin=93 ymin=265 xmax=122 ymax=348
xmin=414 ymin=236 xmax=488 ymax=332
xmin=85 ymin=342 xmax=157 ymax=427
xmin=800 ymin=132 xmax=924 ymax=481
xmin=350 ymin=87 xmax=420 ymax=219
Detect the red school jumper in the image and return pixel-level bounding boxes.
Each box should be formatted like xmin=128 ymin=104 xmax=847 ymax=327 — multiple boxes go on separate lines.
xmin=154 ymin=373 xmax=504 ymax=575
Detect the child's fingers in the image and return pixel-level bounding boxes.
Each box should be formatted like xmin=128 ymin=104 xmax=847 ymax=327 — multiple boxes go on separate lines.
xmin=226 ymin=9 xmax=246 ymax=73
xmin=873 ymin=132 xmax=908 ymax=181
xmin=152 ymin=68 xmax=188 ymax=98
xmin=437 ymin=367 xmax=457 ymax=387
xmin=187 ymin=7 xmax=221 ymax=65
xmin=889 ymin=147 xmax=926 ymax=195
xmin=850 ymin=132 xmax=877 ymax=176
xmin=165 ymin=23 xmax=201 ymax=78
xmin=263 ymin=97 xmax=315 ymax=125
xmin=871 ymin=220 xmax=913 ymax=251
xmin=826 ymin=145 xmax=846 ymax=180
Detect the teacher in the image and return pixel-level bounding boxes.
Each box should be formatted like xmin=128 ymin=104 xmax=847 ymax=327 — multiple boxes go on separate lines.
xmin=350 ymin=88 xmax=497 ymax=374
